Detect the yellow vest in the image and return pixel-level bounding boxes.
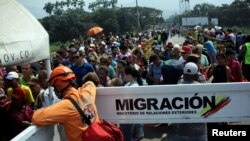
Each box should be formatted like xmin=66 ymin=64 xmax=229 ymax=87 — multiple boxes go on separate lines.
xmin=244 ymin=43 xmax=250 ymax=64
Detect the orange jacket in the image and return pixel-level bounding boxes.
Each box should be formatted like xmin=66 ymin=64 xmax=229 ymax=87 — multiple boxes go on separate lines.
xmin=32 ymin=81 xmax=99 ymax=141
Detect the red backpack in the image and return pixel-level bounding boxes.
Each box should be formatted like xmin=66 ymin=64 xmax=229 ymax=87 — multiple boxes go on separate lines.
xmin=67 ymin=98 xmax=124 ymax=141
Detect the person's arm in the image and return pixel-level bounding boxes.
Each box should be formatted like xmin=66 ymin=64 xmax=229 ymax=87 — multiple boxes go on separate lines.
xmin=238 ymin=45 xmax=246 ymax=63
xmin=226 ymin=66 xmax=232 ymax=82
xmin=32 ymin=100 xmax=71 ymax=126
xmin=23 ymin=86 xmax=35 ymax=105
xmin=147 ymin=64 xmax=154 ymax=81
xmin=237 ymin=61 xmax=243 ymax=81
xmin=207 ymin=65 xmax=215 ymax=80
xmin=79 ymin=81 xmax=97 ymax=100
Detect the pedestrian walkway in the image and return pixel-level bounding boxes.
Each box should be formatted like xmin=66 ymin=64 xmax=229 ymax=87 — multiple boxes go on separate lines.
xmin=167 ymin=35 xmax=185 ymax=45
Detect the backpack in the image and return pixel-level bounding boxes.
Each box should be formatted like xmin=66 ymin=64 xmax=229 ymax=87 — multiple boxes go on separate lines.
xmin=67 ymin=98 xmax=124 ymax=141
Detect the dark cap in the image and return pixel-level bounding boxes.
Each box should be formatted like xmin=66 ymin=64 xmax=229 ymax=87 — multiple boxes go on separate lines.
xmin=68 ymin=47 xmax=77 ymax=53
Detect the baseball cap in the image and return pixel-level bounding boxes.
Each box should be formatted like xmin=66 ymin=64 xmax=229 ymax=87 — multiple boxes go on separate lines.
xmin=181 ymin=46 xmax=192 ymax=53
xmin=68 ymin=47 xmax=77 ymax=53
xmin=5 ymin=71 xmax=19 ymax=80
xmin=155 ymin=45 xmax=161 ymax=50
xmin=183 ymin=62 xmax=198 ymax=75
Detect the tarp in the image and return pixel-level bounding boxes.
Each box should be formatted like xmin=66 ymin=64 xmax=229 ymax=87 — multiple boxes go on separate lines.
xmin=0 ymin=0 xmax=49 ymax=67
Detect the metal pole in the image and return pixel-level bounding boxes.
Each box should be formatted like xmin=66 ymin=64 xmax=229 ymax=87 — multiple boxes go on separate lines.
xmin=136 ymin=0 xmax=140 ymax=31
xmin=45 ymin=58 xmax=54 ymax=105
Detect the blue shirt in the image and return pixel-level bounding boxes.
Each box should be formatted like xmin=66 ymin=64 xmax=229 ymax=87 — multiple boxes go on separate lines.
xmin=149 ymin=61 xmax=164 ymax=81
xmin=71 ymin=62 xmax=94 ymax=86
xmin=204 ymin=40 xmax=216 ymax=55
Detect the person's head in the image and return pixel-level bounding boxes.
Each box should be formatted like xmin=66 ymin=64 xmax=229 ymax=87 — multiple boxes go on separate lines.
xmin=181 ymin=46 xmax=192 ymax=60
xmin=186 ymin=54 xmax=201 ymax=69
xmin=68 ymin=47 xmax=78 ymax=59
xmin=99 ymin=41 xmax=106 ymax=53
xmin=183 ymin=62 xmax=199 ymax=81
xmin=111 ymin=46 xmax=119 ymax=55
xmin=48 ymin=66 xmax=76 ymax=98
xmin=27 ymin=78 xmax=41 ymax=97
xmin=225 ymin=48 xmax=235 ymax=61
xmin=97 ymin=65 xmax=109 ymax=80
xmin=6 ymin=65 xmax=18 ymax=73
xmin=5 ymin=71 xmax=19 ymax=88
xmin=171 ymin=45 xmax=181 ymax=59
xmin=82 ymin=72 xmax=100 ymax=87
xmin=110 ymin=78 xmax=123 ymax=87
xmin=165 ymin=42 xmax=173 ymax=51
xmin=73 ymin=52 xmax=83 ymax=65
xmin=150 ymin=54 xmax=161 ymax=66
xmin=38 ymin=70 xmax=49 ymax=89
xmin=88 ymin=55 xmax=96 ymax=66
xmin=119 ymin=45 xmax=128 ymax=54
xmin=99 ymin=55 xmax=110 ymax=66
xmin=216 ymin=52 xmax=226 ymax=65
xmin=133 ymin=48 xmax=143 ymax=58
xmin=192 ymin=44 xmax=204 ymax=56
xmin=153 ymin=45 xmax=161 ymax=54
xmin=192 ymin=39 xmax=198 ymax=46
xmin=124 ymin=65 xmax=142 ymax=86
xmin=116 ymin=60 xmax=128 ymax=74
xmin=21 ymin=64 xmax=32 ymax=77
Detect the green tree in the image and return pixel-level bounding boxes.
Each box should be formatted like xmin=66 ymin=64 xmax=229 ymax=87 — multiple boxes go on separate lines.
xmin=88 ymin=0 xmax=118 ymax=11
xmin=43 ymin=0 xmax=85 ymax=15
xmin=91 ymin=8 xmax=119 ymax=34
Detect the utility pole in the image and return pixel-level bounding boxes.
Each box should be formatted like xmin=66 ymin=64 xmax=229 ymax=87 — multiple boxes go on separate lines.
xmin=136 ymin=0 xmax=140 ymax=31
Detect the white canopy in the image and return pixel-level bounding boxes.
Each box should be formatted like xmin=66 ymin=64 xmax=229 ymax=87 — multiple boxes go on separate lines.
xmin=0 ymin=0 xmax=50 ymax=67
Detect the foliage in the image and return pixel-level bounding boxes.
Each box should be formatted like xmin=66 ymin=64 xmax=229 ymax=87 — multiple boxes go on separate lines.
xmin=40 ymin=0 xmax=164 ymax=42
xmin=175 ymin=0 xmax=250 ymax=28
xmin=43 ymin=0 xmax=85 ymax=15
xmin=88 ymin=0 xmax=118 ymax=11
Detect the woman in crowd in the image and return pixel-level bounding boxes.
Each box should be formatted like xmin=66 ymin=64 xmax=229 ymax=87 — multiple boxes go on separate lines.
xmin=97 ymin=65 xmax=111 ymax=87
xmin=120 ymin=65 xmax=144 ymax=141
xmin=207 ymin=52 xmax=232 ymax=83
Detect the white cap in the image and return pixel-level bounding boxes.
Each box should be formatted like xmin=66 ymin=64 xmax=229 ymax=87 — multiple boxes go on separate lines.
xmin=184 ymin=62 xmax=198 ymax=75
xmin=5 ymin=71 xmax=19 ymax=80
xmin=173 ymin=44 xmax=180 ymax=49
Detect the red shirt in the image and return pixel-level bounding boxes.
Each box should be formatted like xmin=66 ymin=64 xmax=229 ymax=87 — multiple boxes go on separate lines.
xmin=228 ymin=59 xmax=242 ymax=82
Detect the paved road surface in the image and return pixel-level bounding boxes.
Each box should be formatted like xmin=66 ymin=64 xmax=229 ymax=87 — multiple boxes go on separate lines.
xmin=167 ymin=35 xmax=186 ymax=45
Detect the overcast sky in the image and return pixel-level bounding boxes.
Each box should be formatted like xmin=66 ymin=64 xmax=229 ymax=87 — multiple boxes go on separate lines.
xmin=18 ymin=0 xmax=235 ymax=19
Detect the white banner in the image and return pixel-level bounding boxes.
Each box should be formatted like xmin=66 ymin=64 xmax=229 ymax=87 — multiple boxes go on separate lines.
xmin=11 ymin=83 xmax=250 ymax=141
xmin=0 ymin=0 xmax=49 ymax=67
xmin=96 ymin=83 xmax=250 ymax=123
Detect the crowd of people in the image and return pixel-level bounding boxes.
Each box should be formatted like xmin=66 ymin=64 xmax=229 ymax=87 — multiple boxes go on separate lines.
xmin=0 ymin=27 xmax=249 ymax=141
